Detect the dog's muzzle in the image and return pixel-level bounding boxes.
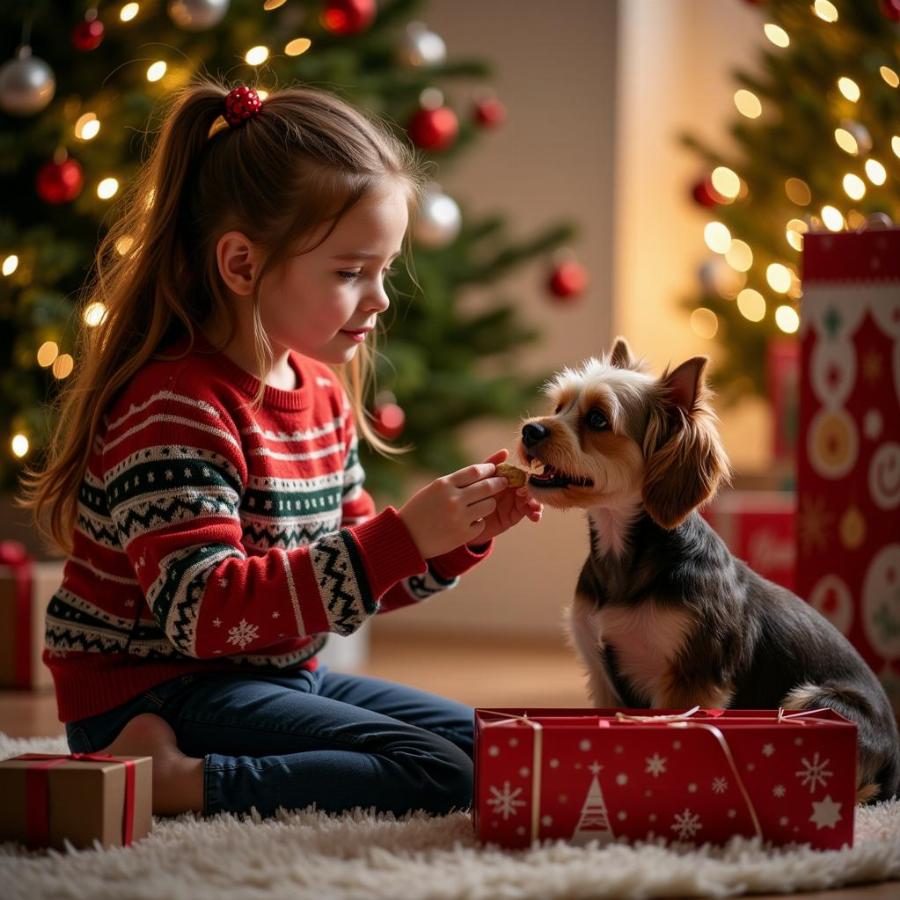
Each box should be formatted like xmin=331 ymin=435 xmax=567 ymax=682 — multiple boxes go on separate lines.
xmin=522 ymin=422 xmax=550 ymax=449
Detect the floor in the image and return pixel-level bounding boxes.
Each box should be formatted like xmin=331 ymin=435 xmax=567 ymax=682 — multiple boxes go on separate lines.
xmin=1 ymin=629 xmax=897 ymax=900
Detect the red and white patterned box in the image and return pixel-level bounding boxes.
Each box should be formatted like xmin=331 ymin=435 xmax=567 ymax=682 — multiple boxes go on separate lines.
xmin=702 ymin=491 xmax=796 ymax=591
xmin=474 ymin=707 xmax=856 ymax=850
xmin=798 ymin=228 xmax=900 ymax=715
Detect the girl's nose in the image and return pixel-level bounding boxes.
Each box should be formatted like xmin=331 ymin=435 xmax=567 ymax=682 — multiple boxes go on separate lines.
xmin=366 ymin=281 xmax=391 ymax=313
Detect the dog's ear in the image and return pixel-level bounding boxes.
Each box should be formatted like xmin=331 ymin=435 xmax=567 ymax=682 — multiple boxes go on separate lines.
xmin=641 ymin=356 xmax=731 ymax=529
xmin=609 ymin=337 xmax=634 ymax=369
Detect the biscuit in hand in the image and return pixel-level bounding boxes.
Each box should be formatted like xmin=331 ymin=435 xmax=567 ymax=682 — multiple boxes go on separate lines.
xmin=496 ymin=462 xmax=528 ymax=487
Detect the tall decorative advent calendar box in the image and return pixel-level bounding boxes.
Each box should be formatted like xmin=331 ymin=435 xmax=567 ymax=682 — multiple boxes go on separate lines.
xmin=797 ymin=227 xmax=900 ymax=715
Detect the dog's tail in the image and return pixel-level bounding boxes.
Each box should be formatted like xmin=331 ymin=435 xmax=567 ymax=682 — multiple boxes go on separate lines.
xmin=781 ymin=681 xmax=900 ymax=804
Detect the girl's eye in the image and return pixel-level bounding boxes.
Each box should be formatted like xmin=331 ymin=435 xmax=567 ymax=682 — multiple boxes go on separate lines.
xmin=586 ymin=408 xmax=610 ymax=431
xmin=337 ymin=270 xmax=361 ymax=281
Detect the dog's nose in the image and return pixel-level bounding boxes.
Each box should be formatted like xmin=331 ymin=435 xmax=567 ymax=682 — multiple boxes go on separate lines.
xmin=522 ymin=422 xmax=550 ymax=448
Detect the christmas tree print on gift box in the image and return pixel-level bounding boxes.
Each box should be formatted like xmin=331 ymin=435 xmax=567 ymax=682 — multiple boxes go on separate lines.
xmin=474 ymin=708 xmax=856 ymax=850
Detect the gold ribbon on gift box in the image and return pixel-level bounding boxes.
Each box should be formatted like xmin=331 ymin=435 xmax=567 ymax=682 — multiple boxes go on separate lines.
xmin=480 ymin=707 xmax=834 ymax=843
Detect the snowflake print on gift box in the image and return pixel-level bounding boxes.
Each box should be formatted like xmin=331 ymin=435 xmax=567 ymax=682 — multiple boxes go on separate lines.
xmin=712 ymin=777 xmax=728 ymax=795
xmin=645 ymin=753 xmax=667 ymax=777
xmin=796 ymin=752 xmax=833 ymax=793
xmin=226 ymin=618 xmax=260 ymax=650
xmin=671 ymin=808 xmax=702 ymax=841
xmin=487 ymin=781 xmax=527 ymax=820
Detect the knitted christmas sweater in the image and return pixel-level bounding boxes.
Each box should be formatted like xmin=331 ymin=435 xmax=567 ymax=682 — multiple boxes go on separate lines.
xmin=44 ymin=333 xmax=491 ymax=722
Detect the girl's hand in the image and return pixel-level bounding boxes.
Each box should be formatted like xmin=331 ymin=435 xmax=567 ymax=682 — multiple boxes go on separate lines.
xmin=468 ymin=448 xmax=542 ymax=546
xmin=398 ymin=459 xmax=510 ymax=560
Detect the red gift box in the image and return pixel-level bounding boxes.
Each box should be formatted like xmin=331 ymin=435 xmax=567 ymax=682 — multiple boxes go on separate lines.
xmin=702 ymin=490 xmax=796 ymax=591
xmin=798 ymin=228 xmax=900 ymax=715
xmin=474 ymin=707 xmax=856 ymax=850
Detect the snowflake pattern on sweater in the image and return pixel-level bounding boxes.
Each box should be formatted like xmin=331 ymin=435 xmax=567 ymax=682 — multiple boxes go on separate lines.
xmin=44 ymin=335 xmax=490 ymax=722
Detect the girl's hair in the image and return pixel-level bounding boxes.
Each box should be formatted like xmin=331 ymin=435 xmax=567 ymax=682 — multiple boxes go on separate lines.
xmin=20 ymin=74 xmax=426 ymax=554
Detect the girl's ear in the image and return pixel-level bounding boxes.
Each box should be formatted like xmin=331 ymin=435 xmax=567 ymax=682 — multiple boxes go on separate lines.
xmin=216 ymin=231 xmax=259 ymax=296
xmin=609 ymin=336 xmax=634 ymax=369
xmin=641 ymin=356 xmax=731 ymax=529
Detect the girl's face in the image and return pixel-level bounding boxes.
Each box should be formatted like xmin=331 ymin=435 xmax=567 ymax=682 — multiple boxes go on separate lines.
xmin=258 ymin=181 xmax=410 ymax=366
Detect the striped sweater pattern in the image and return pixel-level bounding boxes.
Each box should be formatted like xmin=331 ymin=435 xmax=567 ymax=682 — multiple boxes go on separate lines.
xmin=44 ymin=334 xmax=490 ymax=722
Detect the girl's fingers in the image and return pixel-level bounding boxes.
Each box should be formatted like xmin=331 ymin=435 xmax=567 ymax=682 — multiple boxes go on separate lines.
xmin=466 ymin=496 xmax=497 ymax=522
xmin=463 ymin=476 xmax=509 ymax=503
xmin=447 ymin=462 xmax=496 ymax=488
xmin=483 ymin=448 xmax=508 ymax=466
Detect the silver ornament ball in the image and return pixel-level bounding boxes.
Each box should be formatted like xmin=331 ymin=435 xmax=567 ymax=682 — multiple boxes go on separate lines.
xmin=0 ymin=47 xmax=55 ymax=117
xmin=414 ymin=186 xmax=461 ymax=248
xmin=168 ymin=0 xmax=230 ymax=30
xmin=398 ymin=23 xmax=447 ymax=68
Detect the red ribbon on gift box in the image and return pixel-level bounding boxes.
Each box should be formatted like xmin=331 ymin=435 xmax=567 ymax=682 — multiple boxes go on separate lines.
xmin=0 ymin=541 xmax=34 ymax=688
xmin=13 ymin=752 xmax=137 ymax=848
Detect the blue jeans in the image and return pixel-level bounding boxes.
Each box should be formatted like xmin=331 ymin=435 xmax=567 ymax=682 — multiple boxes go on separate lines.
xmin=65 ymin=666 xmax=474 ymax=818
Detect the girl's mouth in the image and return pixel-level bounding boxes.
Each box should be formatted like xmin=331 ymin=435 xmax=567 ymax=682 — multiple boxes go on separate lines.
xmin=340 ymin=329 xmax=371 ymax=343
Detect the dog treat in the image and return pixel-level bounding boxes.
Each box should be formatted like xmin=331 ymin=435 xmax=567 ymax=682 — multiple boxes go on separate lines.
xmin=496 ymin=462 xmax=528 ymax=487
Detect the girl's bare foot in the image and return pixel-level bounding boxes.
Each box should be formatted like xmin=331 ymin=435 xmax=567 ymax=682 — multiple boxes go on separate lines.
xmin=101 ymin=713 xmax=204 ymax=815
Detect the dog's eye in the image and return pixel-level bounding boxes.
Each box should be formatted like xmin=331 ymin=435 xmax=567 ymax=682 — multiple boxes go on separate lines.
xmin=554 ymin=404 xmax=563 ymax=414
xmin=586 ymin=409 xmax=609 ymax=431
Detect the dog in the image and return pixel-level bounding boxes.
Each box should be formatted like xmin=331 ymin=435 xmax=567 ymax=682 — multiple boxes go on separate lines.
xmin=518 ymin=337 xmax=900 ymax=803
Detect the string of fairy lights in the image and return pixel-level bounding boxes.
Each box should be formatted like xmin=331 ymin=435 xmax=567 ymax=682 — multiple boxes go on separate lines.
xmin=688 ymin=0 xmax=898 ymax=344
xmin=3 ymin=0 xmax=326 ymax=461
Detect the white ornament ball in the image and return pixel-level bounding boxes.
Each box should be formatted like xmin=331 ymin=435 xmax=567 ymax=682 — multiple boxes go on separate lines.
xmin=0 ymin=47 xmax=56 ymax=117
xmin=398 ymin=22 xmax=447 ymax=68
xmin=414 ymin=186 xmax=461 ymax=248
xmin=168 ymin=0 xmax=230 ymax=30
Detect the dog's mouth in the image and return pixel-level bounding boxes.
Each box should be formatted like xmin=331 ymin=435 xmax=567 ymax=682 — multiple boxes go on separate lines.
xmin=524 ymin=455 xmax=594 ymax=489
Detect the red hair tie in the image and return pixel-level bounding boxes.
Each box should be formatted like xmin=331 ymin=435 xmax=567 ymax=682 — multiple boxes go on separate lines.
xmin=224 ymin=85 xmax=262 ymax=127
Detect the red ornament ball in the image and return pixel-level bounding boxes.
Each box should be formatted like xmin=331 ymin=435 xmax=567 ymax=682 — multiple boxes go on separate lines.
xmin=72 ymin=18 xmax=105 ymax=52
xmin=691 ymin=176 xmax=724 ymax=208
xmin=322 ymin=0 xmax=376 ymax=35
xmin=473 ymin=97 xmax=506 ymax=128
xmin=547 ymin=260 xmax=588 ymax=301
xmin=407 ymin=106 xmax=459 ymax=151
xmin=373 ymin=402 xmax=405 ymax=440
xmin=881 ymin=0 xmax=900 ymax=20
xmin=36 ymin=157 xmax=84 ymax=204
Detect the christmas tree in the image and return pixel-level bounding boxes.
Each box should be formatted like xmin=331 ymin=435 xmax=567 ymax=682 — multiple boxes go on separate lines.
xmin=681 ymin=0 xmax=899 ymax=403
xmin=0 ymin=0 xmax=579 ymax=501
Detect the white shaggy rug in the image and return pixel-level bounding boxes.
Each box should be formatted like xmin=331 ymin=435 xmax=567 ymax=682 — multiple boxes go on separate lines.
xmin=2 ymin=733 xmax=899 ymax=900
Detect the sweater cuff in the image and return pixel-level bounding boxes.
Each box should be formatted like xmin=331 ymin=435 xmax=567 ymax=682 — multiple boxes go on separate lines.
xmin=348 ymin=507 xmax=427 ymax=599
xmin=428 ymin=539 xmax=493 ymax=581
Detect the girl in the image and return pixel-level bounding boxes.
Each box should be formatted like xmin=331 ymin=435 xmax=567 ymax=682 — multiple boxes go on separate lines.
xmin=22 ymin=77 xmax=542 ymax=819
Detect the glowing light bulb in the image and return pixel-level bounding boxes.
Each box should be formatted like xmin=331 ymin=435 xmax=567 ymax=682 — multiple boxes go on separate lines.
xmin=843 ymin=173 xmax=866 ymax=200
xmin=83 ymin=302 xmax=108 ymax=327
xmin=147 ymin=61 xmax=167 ymax=82
xmin=775 ymin=305 xmax=800 ymax=334
xmin=737 ymin=289 xmax=766 ymax=323
xmin=37 ymin=341 xmax=58 ymax=367
xmin=120 ymin=3 xmax=139 ymax=22
xmin=2 ymin=254 xmax=18 ymax=276
xmin=75 ymin=113 xmax=100 ymax=141
xmin=690 ymin=308 xmax=718 ymax=340
xmin=763 ymin=24 xmax=790 ymax=48
xmin=834 ymin=128 xmax=858 ymax=155
xmin=734 ymin=89 xmax=762 ymax=118
xmin=865 ymin=159 xmax=887 ymax=186
xmin=115 ymin=235 xmax=135 ymax=256
xmin=785 ymin=177 xmax=811 ymax=205
xmin=785 ymin=219 xmax=807 ymax=252
xmin=813 ymin=0 xmax=838 ymax=22
xmin=53 ymin=354 xmax=74 ymax=380
xmin=703 ymin=222 xmax=732 ymax=254
xmin=711 ymin=166 xmax=741 ymax=200
xmin=725 ymin=239 xmax=753 ymax=272
xmin=264 ymin=0 xmax=287 ymax=9
xmin=881 ymin=66 xmax=899 ymax=89
xmin=245 ymin=46 xmax=269 ymax=66
xmin=97 ymin=178 xmax=119 ymax=200
xmin=893 ymin=136 xmax=900 ymax=159
xmin=838 ymin=77 xmax=860 ymax=102
xmin=821 ymin=205 xmax=844 ymax=231
xmin=11 ymin=434 xmax=29 ymax=458
xmin=285 ymin=38 xmax=312 ymax=56
xmin=766 ymin=263 xmax=793 ymax=294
